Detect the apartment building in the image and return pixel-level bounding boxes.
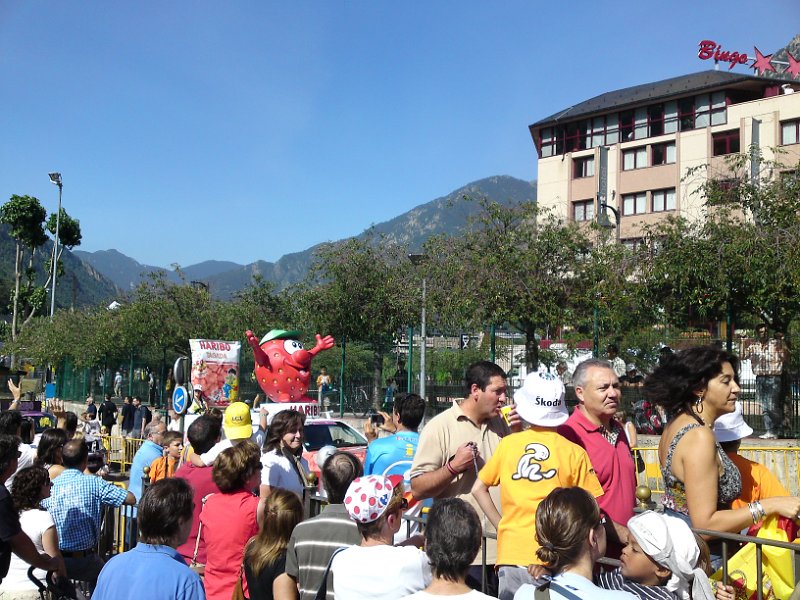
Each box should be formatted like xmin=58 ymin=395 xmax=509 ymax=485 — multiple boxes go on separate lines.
xmin=529 ymin=71 xmax=800 ymax=247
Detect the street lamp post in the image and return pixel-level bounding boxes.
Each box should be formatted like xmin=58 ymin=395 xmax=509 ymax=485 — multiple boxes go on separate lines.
xmin=408 ymin=254 xmax=427 ymax=401
xmin=594 ymin=196 xmax=620 ymax=357
xmin=48 ymin=172 xmax=62 ymax=320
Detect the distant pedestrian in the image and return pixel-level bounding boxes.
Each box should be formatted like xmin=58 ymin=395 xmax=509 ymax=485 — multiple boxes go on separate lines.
xmin=113 ymin=371 xmax=123 ymax=398
xmin=120 ymin=396 xmax=135 ymax=437
xmin=98 ymin=394 xmax=118 ymax=434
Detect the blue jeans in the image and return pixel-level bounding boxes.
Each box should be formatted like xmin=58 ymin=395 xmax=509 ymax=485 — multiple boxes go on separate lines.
xmin=756 ymin=375 xmax=783 ymax=435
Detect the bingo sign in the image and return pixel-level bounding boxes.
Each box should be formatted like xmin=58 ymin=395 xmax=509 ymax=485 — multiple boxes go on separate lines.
xmin=189 ymin=339 xmax=241 ymax=409
xmin=172 ymin=386 xmax=188 ymax=415
xmin=697 ymin=40 xmax=800 ymax=79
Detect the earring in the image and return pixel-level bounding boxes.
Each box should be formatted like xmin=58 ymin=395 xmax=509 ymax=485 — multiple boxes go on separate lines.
xmin=695 ymin=394 xmax=704 ymax=414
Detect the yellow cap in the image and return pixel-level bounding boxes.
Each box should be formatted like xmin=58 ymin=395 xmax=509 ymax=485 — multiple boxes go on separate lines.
xmin=224 ymin=402 xmax=253 ymax=440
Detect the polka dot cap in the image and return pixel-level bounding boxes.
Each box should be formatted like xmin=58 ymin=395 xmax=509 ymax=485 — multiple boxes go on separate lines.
xmin=343 ymin=475 xmax=394 ymax=523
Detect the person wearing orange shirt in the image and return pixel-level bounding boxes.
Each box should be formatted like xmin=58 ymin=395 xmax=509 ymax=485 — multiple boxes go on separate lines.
xmin=713 ymin=401 xmax=789 ymax=509
xmin=148 ymin=431 xmax=184 ymax=483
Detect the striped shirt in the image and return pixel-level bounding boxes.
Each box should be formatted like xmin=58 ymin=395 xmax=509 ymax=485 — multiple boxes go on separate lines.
xmin=597 ymin=568 xmax=677 ymax=600
xmin=285 ymin=504 xmax=361 ymax=600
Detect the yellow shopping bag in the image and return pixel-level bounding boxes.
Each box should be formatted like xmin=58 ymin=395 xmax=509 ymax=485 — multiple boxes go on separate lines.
xmin=711 ymin=515 xmax=797 ymax=600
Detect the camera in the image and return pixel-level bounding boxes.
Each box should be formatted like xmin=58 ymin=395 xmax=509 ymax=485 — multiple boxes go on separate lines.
xmin=370 ymin=413 xmax=385 ymax=427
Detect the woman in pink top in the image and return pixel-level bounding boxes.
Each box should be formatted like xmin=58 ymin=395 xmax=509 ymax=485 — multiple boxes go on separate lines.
xmin=201 ymin=441 xmax=265 ymax=600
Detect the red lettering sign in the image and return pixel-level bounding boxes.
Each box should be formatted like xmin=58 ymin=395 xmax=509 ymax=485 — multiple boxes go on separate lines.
xmin=698 ymin=40 xmax=749 ymax=70
xmin=198 ymin=340 xmax=232 ymax=351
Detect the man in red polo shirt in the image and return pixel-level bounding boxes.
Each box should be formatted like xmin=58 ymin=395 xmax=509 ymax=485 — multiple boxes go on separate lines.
xmin=557 ymin=358 xmax=636 ymax=558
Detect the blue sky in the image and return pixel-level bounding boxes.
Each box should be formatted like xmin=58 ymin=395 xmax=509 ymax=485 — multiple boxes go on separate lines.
xmin=1 ymin=2 xmax=797 ymax=268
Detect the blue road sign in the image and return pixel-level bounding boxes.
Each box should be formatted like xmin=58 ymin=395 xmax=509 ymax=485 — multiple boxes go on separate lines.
xmin=172 ymin=385 xmax=188 ymax=414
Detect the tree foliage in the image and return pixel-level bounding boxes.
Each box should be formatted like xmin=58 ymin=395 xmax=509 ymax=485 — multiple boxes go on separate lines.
xmin=640 ymin=147 xmax=800 ymax=333
xmin=424 ymin=199 xmax=595 ymax=370
xmin=0 ymin=195 xmax=83 ymax=340
xmin=298 ymin=234 xmax=417 ymax=402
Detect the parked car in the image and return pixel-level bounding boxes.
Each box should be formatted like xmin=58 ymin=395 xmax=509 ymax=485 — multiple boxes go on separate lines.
xmin=301 ymin=418 xmax=368 ymax=479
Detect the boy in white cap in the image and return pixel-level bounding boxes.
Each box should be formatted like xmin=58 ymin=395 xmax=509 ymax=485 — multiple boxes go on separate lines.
xmin=331 ymin=475 xmax=431 ymax=599
xmin=471 ymin=372 xmax=604 ymax=600
xmin=714 ymin=402 xmax=790 ymax=511
xmin=598 ymin=510 xmax=728 ymax=600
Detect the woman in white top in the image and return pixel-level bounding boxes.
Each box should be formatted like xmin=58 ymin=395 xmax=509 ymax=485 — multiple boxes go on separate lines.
xmin=514 ymin=487 xmax=637 ymax=600
xmin=259 ymin=410 xmax=309 ymax=498
xmin=0 ymin=466 xmax=67 ymax=599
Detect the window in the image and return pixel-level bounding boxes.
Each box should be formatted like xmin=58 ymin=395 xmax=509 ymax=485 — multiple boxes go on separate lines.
xmin=712 ymin=129 xmax=740 ymax=156
xmin=573 ymin=156 xmax=595 ymax=178
xmin=782 ymin=120 xmax=800 ymax=145
xmin=683 ymin=92 xmax=727 ymax=130
xmin=652 ymin=142 xmax=676 ymax=165
xmin=663 ymin=101 xmax=678 ymax=134
xmin=622 ymin=192 xmax=647 ymax=216
xmin=652 ymin=188 xmax=676 ymax=212
xmin=623 ymin=147 xmax=647 ymax=170
xmin=622 ymin=238 xmax=643 ymax=252
xmin=573 ymin=199 xmax=595 ymax=222
xmin=541 ymin=127 xmax=557 ymax=157
xmin=648 ymin=105 xmax=664 ymax=137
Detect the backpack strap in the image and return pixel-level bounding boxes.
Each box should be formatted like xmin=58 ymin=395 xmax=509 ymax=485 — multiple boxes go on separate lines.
xmin=314 ymin=547 xmax=347 ymax=600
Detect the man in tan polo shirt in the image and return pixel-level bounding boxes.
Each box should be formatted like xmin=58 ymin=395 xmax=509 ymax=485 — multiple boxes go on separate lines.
xmin=410 ymin=360 xmax=519 ymax=596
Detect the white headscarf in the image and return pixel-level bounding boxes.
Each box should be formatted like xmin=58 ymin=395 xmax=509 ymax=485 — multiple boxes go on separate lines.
xmin=627 ymin=511 xmax=715 ymax=600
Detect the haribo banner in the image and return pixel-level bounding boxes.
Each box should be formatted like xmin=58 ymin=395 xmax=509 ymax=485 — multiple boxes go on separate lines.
xmin=189 ymin=339 xmax=241 ymax=408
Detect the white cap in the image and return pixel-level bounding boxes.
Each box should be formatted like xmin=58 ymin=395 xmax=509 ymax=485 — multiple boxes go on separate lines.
xmin=628 ymin=511 xmax=715 ymax=600
xmin=513 ymin=372 xmax=567 ymax=427
xmin=713 ymin=401 xmax=753 ymax=443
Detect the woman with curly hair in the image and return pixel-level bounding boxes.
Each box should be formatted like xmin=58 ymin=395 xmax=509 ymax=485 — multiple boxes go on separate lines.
xmin=244 ymin=488 xmax=303 ymax=600
xmin=646 ymin=345 xmax=800 ymax=562
xmin=0 ymin=466 xmax=67 ymax=598
xmin=260 ymin=410 xmax=309 ymax=499
xmin=201 ymin=440 xmax=265 ymax=600
xmin=36 ymin=428 xmax=68 ymax=480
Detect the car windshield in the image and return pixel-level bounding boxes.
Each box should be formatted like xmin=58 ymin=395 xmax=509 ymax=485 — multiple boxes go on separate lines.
xmin=304 ymin=423 xmax=367 ymax=451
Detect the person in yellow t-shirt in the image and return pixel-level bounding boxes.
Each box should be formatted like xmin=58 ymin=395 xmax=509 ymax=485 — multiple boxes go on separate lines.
xmin=714 ymin=401 xmax=789 ymax=510
xmin=472 ymin=371 xmax=604 ymax=600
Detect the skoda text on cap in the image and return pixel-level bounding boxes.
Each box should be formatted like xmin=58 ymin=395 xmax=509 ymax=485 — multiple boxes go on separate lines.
xmin=513 ymin=372 xmax=568 ymax=427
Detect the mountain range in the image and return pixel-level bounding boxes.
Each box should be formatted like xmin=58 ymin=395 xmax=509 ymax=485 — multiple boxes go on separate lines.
xmin=8 ymin=175 xmax=536 ymax=306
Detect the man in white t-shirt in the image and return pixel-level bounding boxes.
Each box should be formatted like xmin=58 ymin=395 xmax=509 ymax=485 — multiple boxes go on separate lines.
xmin=331 ymin=475 xmax=431 ymax=600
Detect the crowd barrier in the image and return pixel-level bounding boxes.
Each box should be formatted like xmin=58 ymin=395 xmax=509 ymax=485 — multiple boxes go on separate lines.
xmin=99 ymin=434 xmax=145 ymax=475
xmin=89 ymin=468 xmax=800 ymax=599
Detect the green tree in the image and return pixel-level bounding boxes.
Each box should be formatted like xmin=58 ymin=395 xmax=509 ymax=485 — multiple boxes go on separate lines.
xmin=298 ymin=234 xmax=416 ymax=405
xmin=425 ymin=199 xmax=594 ymax=370
xmin=0 ymin=195 xmax=47 ymax=340
xmin=0 ymin=195 xmax=83 ymax=340
xmin=640 ymin=147 xmax=800 ymax=336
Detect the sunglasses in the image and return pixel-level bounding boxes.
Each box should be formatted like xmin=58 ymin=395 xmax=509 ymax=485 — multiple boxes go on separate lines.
xmin=596 ymin=515 xmax=608 ymax=528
